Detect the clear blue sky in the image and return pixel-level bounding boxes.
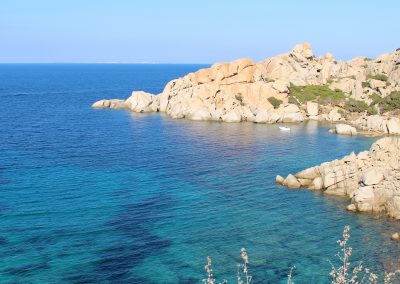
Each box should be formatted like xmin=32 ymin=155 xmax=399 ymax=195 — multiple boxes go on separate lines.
xmin=1 ymin=0 xmax=399 ymax=63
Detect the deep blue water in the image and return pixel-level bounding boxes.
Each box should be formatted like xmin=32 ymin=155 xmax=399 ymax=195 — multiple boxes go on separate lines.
xmin=0 ymin=64 xmax=399 ymax=284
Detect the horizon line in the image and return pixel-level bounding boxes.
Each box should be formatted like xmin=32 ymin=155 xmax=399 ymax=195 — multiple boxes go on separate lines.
xmin=0 ymin=62 xmax=212 ymax=65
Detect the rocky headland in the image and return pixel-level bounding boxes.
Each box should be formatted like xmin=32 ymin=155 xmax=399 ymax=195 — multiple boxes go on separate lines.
xmin=93 ymin=44 xmax=400 ymax=225
xmin=276 ymin=137 xmax=400 ymax=220
xmin=93 ymin=43 xmax=400 ymax=135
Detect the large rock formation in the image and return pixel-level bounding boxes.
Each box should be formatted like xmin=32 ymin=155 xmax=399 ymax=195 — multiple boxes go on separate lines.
xmin=352 ymin=115 xmax=400 ymax=134
xmin=330 ymin=124 xmax=358 ymax=136
xmin=276 ymin=137 xmax=400 ymax=219
xmin=92 ymin=43 xmax=400 ymax=127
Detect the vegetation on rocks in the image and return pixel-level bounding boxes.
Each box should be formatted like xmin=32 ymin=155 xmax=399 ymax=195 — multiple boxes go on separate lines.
xmin=288 ymin=84 xmax=345 ymax=105
xmin=267 ymin=97 xmax=283 ymax=109
xmin=344 ymin=98 xmax=369 ymax=113
xmin=367 ymin=74 xmax=389 ymax=82
xmin=369 ymin=93 xmax=382 ymax=104
xmin=362 ymin=81 xmax=370 ymax=88
xmin=370 ymin=91 xmax=400 ymax=113
xmin=380 ymin=91 xmax=400 ymax=112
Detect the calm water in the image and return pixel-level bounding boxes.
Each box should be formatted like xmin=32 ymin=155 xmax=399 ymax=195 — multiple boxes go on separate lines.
xmin=0 ymin=64 xmax=399 ymax=284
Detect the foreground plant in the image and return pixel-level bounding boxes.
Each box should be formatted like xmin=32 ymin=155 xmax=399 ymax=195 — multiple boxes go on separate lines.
xmin=202 ymin=226 xmax=400 ymax=283
xmin=329 ymin=226 xmax=399 ymax=284
xmin=237 ymin=248 xmax=252 ymax=284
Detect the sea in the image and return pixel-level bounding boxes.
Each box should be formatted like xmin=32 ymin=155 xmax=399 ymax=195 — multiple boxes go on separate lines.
xmin=0 ymin=64 xmax=399 ymax=283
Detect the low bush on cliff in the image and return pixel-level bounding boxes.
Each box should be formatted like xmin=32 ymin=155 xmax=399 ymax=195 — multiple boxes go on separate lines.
xmin=378 ymin=91 xmax=400 ymax=113
xmin=369 ymin=92 xmax=382 ymax=104
xmin=344 ymin=98 xmax=369 ymax=113
xmin=367 ymin=73 xmax=389 ymax=82
xmin=289 ymin=84 xmax=345 ymax=105
xmin=202 ymin=226 xmax=400 ymax=284
xmin=344 ymin=98 xmax=378 ymax=115
xmin=267 ymin=97 xmax=283 ymax=109
xmin=362 ymin=81 xmax=370 ymax=88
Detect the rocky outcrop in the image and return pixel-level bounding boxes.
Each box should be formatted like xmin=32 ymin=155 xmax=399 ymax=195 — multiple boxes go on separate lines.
xmin=306 ymin=102 xmax=319 ymax=119
xmin=352 ymin=115 xmax=400 ymax=134
xmin=330 ymin=124 xmax=358 ymax=136
xmin=92 ymin=99 xmax=127 ymax=109
xmin=93 ymin=43 xmax=400 ymax=126
xmin=276 ymin=137 xmax=400 ymax=219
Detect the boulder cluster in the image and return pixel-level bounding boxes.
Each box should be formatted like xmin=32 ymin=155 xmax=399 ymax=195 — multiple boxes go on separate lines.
xmin=92 ymin=43 xmax=400 ymax=130
xmin=276 ymin=137 xmax=400 ymax=219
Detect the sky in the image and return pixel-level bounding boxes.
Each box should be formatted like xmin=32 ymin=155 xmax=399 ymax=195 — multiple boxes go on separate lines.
xmin=0 ymin=0 xmax=399 ymax=63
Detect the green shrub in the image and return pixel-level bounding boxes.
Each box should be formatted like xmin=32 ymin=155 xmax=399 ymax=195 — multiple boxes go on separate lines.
xmin=369 ymin=92 xmax=382 ymax=105
xmin=362 ymin=81 xmax=370 ymax=88
xmin=344 ymin=98 xmax=369 ymax=113
xmin=289 ymin=84 xmax=345 ymax=105
xmin=367 ymin=107 xmax=378 ymax=115
xmin=288 ymin=95 xmax=299 ymax=105
xmin=378 ymin=91 xmax=400 ymax=113
xmin=367 ymin=73 xmax=388 ymax=81
xmin=265 ymin=78 xmax=275 ymax=83
xmin=267 ymin=97 xmax=283 ymax=109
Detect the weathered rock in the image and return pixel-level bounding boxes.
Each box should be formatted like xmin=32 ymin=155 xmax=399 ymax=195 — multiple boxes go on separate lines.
xmin=222 ymin=109 xmax=242 ymax=123
xmin=275 ymin=175 xmax=284 ymax=184
xmin=332 ymin=124 xmax=358 ymax=136
xmin=91 ymin=43 xmax=400 ymax=129
xmin=188 ymin=106 xmax=212 ymax=121
xmin=306 ymin=102 xmax=318 ymax=117
xmin=126 ymin=91 xmax=159 ymax=112
xmin=271 ymin=80 xmax=289 ymax=93
xmin=92 ymin=99 xmax=109 ymax=108
xmin=369 ymin=79 xmax=386 ymax=90
xmin=281 ymin=104 xmax=304 ymax=123
xmin=277 ymin=137 xmax=400 ymax=219
xmin=285 ymin=174 xmax=301 ymax=189
xmin=387 ymin=118 xmax=400 ymax=134
xmin=346 ymin=204 xmax=357 ymax=212
xmin=327 ymin=109 xmax=343 ymax=122
xmin=312 ymin=177 xmax=323 ymax=190
xmin=391 ymin=232 xmax=400 ymax=241
xmin=91 ymin=99 xmax=127 ymax=109
xmin=254 ymin=110 xmax=269 ymax=123
xmin=361 ymin=167 xmax=384 ymax=186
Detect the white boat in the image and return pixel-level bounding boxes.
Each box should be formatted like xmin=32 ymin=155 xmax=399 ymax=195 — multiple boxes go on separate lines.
xmin=279 ymin=126 xmax=291 ymax=131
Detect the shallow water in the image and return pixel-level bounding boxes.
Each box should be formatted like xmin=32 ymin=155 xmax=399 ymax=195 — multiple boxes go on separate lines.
xmin=0 ymin=64 xmax=399 ymax=283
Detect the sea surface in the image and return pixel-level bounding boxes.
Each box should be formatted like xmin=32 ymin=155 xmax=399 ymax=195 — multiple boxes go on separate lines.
xmin=0 ymin=64 xmax=399 ymax=284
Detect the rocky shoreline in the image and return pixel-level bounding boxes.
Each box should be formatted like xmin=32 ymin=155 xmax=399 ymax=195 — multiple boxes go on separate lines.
xmin=93 ymin=43 xmax=400 ymax=223
xmin=92 ymin=43 xmax=400 ymax=135
xmin=276 ymin=137 xmax=400 ymax=220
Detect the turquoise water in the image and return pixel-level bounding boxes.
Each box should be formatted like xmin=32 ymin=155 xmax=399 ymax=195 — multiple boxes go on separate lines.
xmin=0 ymin=64 xmax=399 ymax=283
